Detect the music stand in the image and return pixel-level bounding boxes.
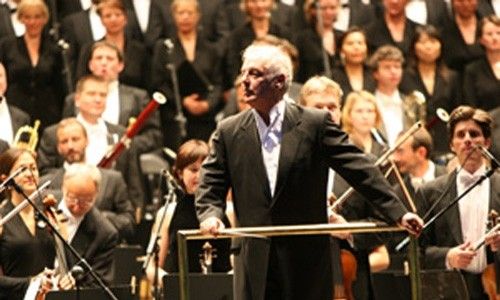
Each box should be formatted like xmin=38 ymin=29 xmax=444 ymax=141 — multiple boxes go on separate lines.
xmin=372 ymin=269 xmax=469 ymax=300
xmin=45 ymin=285 xmax=138 ymax=300
xmin=163 ymin=273 xmax=233 ymax=300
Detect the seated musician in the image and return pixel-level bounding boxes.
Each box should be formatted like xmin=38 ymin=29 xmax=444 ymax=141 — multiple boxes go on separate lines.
xmin=146 ymin=140 xmax=232 ymax=284
xmin=41 ymin=117 xmax=135 ymax=242
xmin=0 ymin=149 xmax=72 ymax=299
xmin=57 ymin=163 xmax=119 ymax=286
xmin=417 ymin=106 xmax=500 ymax=300
xmin=37 ymin=75 xmax=145 ymax=211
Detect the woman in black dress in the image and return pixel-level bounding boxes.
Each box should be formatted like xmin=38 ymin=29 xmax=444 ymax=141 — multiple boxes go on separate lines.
xmin=76 ymin=0 xmax=149 ymax=89
xmin=463 ymin=15 xmax=500 ymax=112
xmin=296 ymin=0 xmax=342 ymax=83
xmin=331 ymin=27 xmax=376 ymax=101
xmin=0 ymin=0 xmax=65 ymax=133
xmin=146 ymin=140 xmax=231 ymax=282
xmin=400 ymin=25 xmax=461 ymax=157
xmin=0 ymin=148 xmax=56 ymax=299
xmin=151 ymin=0 xmax=223 ymax=145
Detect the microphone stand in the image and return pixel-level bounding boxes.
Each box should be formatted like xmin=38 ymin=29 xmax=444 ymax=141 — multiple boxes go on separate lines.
xmin=396 ymin=165 xmax=498 ymax=251
xmin=8 ymin=181 xmax=118 ymax=300
xmin=164 ymin=39 xmax=187 ymax=141
xmin=46 ymin=0 xmax=74 ymax=92
xmin=142 ymin=169 xmax=178 ymax=300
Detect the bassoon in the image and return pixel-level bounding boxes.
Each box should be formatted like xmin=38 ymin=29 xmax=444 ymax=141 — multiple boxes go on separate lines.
xmin=98 ymin=92 xmax=167 ymax=168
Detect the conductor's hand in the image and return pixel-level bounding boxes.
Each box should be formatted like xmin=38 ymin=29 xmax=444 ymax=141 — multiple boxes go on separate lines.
xmin=200 ymin=217 xmax=225 ymax=236
xmin=399 ymin=212 xmax=423 ymax=236
xmin=446 ymin=242 xmax=476 ymax=269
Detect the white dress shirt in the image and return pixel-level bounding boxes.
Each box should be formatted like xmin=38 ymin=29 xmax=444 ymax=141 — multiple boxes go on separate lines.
xmin=132 ymin=0 xmax=151 ymax=33
xmin=80 ymin=0 xmax=92 ymax=10
xmin=457 ymin=164 xmax=490 ymax=274
xmin=58 ymin=199 xmax=85 ymax=243
xmin=375 ymin=90 xmax=404 ymax=147
xmin=6 ymin=0 xmax=24 ymax=37
xmin=334 ymin=0 xmax=351 ymax=31
xmin=77 ymin=114 xmax=109 ymax=166
xmin=0 ymin=97 xmax=14 ymax=144
xmin=89 ymin=5 xmax=106 ymax=41
xmin=102 ymin=81 xmax=120 ymax=125
xmin=253 ymin=99 xmax=286 ymax=197
xmin=405 ymin=0 xmax=428 ymax=25
xmin=410 ymin=160 xmax=436 ymax=189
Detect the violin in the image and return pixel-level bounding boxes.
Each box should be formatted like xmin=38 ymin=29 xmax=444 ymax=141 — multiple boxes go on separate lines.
xmin=35 ymin=195 xmax=71 ymax=300
xmin=482 ymin=210 xmax=500 ymax=300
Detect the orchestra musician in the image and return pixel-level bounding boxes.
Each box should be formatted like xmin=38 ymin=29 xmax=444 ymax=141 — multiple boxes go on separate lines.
xmin=146 ymin=140 xmax=231 ymax=284
xmin=196 ymin=42 xmax=423 ymax=300
xmin=0 ymin=149 xmax=72 ymax=299
xmin=417 ymin=106 xmax=500 ymax=300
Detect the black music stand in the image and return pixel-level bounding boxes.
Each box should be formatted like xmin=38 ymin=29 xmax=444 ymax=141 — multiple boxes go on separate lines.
xmin=45 ymin=285 xmax=138 ymax=300
xmin=372 ymin=269 xmax=469 ymax=300
xmin=163 ymin=273 xmax=233 ymax=300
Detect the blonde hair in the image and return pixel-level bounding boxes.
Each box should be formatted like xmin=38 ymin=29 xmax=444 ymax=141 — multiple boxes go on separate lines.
xmin=17 ymin=0 xmax=49 ymax=21
xmin=341 ymin=90 xmax=382 ymax=134
xmin=299 ymin=76 xmax=343 ymax=106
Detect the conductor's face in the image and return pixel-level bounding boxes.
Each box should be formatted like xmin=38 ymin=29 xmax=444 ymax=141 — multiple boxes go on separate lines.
xmin=241 ymin=62 xmax=284 ymax=111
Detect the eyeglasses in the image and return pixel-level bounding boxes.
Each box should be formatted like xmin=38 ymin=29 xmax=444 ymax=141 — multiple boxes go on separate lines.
xmin=65 ymin=194 xmax=95 ymax=204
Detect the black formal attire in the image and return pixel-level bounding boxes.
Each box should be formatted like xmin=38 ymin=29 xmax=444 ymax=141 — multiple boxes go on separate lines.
xmin=365 ymin=17 xmax=418 ymax=59
xmin=76 ymin=37 xmax=149 ymax=89
xmin=225 ymin=22 xmax=292 ymax=88
xmin=417 ymin=171 xmax=500 ymax=300
xmin=61 ymin=8 xmax=96 ymax=75
xmin=196 ymin=102 xmax=409 ymax=300
xmin=37 ymin=121 xmax=145 ymax=208
xmin=122 ymin=0 xmax=165 ymax=51
xmin=296 ymin=26 xmax=343 ymax=83
xmin=55 ymin=0 xmax=84 ymax=20
xmin=331 ymin=65 xmax=376 ymax=101
xmin=0 ymin=4 xmax=15 ymax=39
xmin=64 ymin=207 xmax=119 ymax=286
xmin=463 ymin=57 xmax=500 ymax=112
xmin=163 ymin=193 xmax=231 ymax=273
xmin=419 ymin=0 xmax=450 ymax=29
xmin=151 ymin=35 xmax=223 ymax=146
xmin=224 ymin=1 xmax=300 ymax=35
xmin=42 ymin=167 xmax=135 ymax=241
xmin=0 ymin=201 xmax=56 ymax=299
xmin=157 ymin=0 xmax=229 ymax=55
xmin=400 ymin=67 xmax=461 ymax=157
xmin=0 ymin=139 xmax=8 ymax=154
xmin=477 ymin=0 xmax=498 ymax=18
xmin=7 ymin=104 xmax=31 ymax=134
xmin=62 ymin=84 xmax=162 ymax=154
xmin=0 ymin=35 xmax=65 ymax=132
xmin=441 ymin=17 xmax=485 ymax=74
xmin=491 ymin=107 xmax=500 ymax=160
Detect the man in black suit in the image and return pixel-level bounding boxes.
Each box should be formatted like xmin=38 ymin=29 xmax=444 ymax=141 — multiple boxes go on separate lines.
xmin=65 ymin=41 xmax=161 ymax=155
xmin=38 ymin=75 xmax=145 ymax=209
xmin=0 ymin=62 xmax=31 ymax=146
xmin=59 ymin=162 xmax=119 ymax=286
xmin=196 ymin=43 xmax=423 ymax=300
xmin=41 ymin=117 xmax=135 ymax=241
xmin=0 ymin=0 xmax=19 ymax=38
xmin=417 ymin=106 xmax=500 ymax=300
xmin=122 ymin=0 xmax=165 ymax=51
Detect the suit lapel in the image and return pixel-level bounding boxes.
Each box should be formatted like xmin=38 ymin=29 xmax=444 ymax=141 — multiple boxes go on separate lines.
xmin=118 ymin=86 xmax=133 ymax=126
xmin=237 ymin=112 xmax=272 ymax=200
xmin=272 ymin=104 xmax=302 ymax=206
xmin=446 ymin=173 xmax=464 ymax=244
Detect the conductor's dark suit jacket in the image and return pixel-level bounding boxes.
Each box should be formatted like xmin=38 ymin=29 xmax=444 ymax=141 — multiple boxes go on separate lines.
xmin=196 ymin=102 xmax=408 ymax=300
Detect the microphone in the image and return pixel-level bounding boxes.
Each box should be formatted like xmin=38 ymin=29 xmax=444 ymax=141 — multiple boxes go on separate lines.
xmin=70 ymin=265 xmax=86 ymax=281
xmin=0 ymin=166 xmax=27 ymax=193
xmin=476 ymin=144 xmax=500 ymax=169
